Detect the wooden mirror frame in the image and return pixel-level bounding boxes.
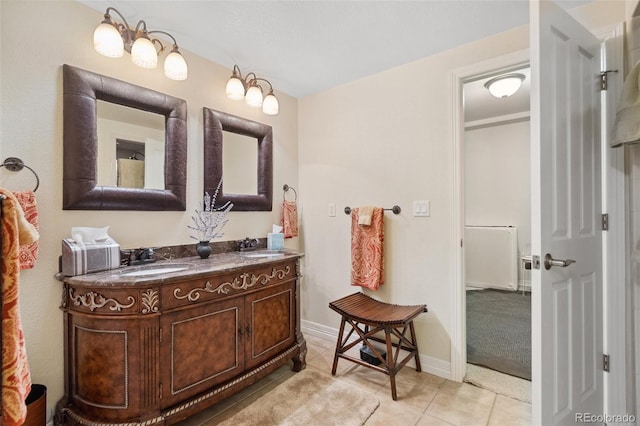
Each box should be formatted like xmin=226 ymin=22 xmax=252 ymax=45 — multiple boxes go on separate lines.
xmin=62 ymin=64 xmax=187 ymax=210
xmin=203 ymin=108 xmax=273 ymax=211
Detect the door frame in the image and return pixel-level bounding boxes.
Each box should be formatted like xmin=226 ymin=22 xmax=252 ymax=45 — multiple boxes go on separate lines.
xmin=450 ymin=49 xmax=529 ymax=383
xmin=450 ymin=23 xmax=628 ymax=418
xmin=594 ymin=22 xmax=628 ymax=420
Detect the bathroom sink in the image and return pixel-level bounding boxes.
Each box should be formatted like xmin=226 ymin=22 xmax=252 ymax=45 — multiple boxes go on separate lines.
xmin=120 ymin=264 xmax=190 ymax=277
xmin=240 ymin=251 xmax=285 ymax=259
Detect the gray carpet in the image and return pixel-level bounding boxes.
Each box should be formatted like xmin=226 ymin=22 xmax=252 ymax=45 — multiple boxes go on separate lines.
xmin=466 ymin=289 xmax=531 ymax=381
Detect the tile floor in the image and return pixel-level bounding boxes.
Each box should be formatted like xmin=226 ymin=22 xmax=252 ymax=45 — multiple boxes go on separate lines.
xmin=179 ymin=334 xmax=532 ymax=425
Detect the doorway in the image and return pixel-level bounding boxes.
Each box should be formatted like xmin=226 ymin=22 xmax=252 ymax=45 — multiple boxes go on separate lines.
xmin=462 ymin=65 xmax=532 ymax=393
xmin=451 ymin=14 xmax=625 ymax=424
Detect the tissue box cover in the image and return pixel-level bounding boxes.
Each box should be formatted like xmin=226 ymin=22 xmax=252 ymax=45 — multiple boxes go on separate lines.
xmin=267 ymin=233 xmax=284 ymax=250
xmin=61 ymin=238 xmax=120 ymax=276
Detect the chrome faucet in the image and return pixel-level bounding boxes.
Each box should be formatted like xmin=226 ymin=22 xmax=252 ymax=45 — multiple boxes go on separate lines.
xmin=130 ymin=248 xmax=155 ymax=265
xmin=238 ymin=238 xmax=259 ymax=251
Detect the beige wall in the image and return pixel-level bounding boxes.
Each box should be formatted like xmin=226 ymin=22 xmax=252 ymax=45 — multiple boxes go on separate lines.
xmin=297 ymin=0 xmax=625 ymax=376
xmin=0 ymin=0 xmax=298 ymax=413
xmin=298 ymin=24 xmax=531 ymax=370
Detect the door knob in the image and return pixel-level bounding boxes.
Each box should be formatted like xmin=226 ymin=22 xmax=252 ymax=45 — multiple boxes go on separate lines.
xmin=544 ymin=253 xmax=576 ymax=270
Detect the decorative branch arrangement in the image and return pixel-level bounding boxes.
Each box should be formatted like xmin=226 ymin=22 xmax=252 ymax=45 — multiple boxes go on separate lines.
xmin=188 ymin=179 xmax=233 ymax=242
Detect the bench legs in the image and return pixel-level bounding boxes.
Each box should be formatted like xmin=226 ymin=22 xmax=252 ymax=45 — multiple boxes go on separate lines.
xmin=331 ymin=316 xmax=421 ymax=401
xmin=331 ymin=317 xmax=347 ymax=375
xmin=384 ymin=328 xmax=397 ymax=400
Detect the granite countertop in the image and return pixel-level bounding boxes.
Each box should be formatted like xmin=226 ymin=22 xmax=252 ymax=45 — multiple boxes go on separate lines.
xmin=56 ymin=250 xmax=303 ymax=287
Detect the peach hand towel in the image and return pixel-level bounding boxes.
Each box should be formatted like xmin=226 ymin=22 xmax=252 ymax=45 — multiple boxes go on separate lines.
xmin=357 ymin=205 xmax=374 ymax=226
xmin=351 ymin=207 xmax=384 ymax=290
xmin=281 ymin=200 xmax=299 ymax=238
xmin=12 ymin=191 xmax=39 ymax=270
xmin=0 ymin=188 xmax=39 ymax=426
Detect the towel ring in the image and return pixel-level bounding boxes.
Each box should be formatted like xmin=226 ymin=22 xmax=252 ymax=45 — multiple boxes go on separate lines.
xmin=283 ymin=184 xmax=297 ymax=201
xmin=1 ymin=157 xmax=39 ymax=192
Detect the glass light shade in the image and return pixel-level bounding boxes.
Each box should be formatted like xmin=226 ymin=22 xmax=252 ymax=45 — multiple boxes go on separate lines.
xmin=94 ymin=23 xmax=124 ymax=58
xmin=131 ymin=36 xmax=158 ymax=69
xmin=164 ymin=50 xmax=188 ymax=80
xmin=226 ymin=77 xmax=245 ymax=100
xmin=262 ymin=93 xmax=279 ymax=115
xmin=484 ymin=74 xmax=525 ymax=99
xmin=245 ymin=85 xmax=263 ymax=107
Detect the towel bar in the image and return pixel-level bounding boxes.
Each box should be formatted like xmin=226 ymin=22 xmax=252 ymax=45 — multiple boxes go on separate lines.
xmin=344 ymin=205 xmax=401 ymax=215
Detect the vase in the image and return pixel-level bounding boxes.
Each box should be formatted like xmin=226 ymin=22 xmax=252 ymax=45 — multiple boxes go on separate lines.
xmin=196 ymin=241 xmax=212 ymax=259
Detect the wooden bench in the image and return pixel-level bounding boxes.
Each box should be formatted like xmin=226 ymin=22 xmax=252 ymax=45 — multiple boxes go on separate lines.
xmin=329 ymin=292 xmax=427 ymax=400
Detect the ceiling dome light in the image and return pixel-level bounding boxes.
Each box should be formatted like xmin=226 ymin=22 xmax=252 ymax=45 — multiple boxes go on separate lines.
xmin=94 ymin=21 xmax=124 ymax=58
xmin=484 ymin=73 xmax=526 ymax=99
xmin=164 ymin=48 xmax=188 ymax=80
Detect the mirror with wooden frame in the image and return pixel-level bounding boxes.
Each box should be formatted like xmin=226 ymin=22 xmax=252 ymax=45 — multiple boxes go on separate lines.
xmin=203 ymin=108 xmax=273 ymax=211
xmin=62 ymin=64 xmax=187 ymax=210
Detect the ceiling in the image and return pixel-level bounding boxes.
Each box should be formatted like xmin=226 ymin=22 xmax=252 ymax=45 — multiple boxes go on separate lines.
xmin=79 ymin=0 xmax=592 ymax=101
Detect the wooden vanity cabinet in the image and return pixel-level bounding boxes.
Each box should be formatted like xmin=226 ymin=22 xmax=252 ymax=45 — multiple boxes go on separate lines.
xmin=159 ymin=281 xmax=296 ymax=408
xmin=63 ymin=312 xmax=161 ymax=422
xmin=159 ymin=296 xmax=245 ymax=408
xmin=244 ymin=281 xmax=296 ymax=369
xmin=57 ymin=257 xmax=306 ymax=425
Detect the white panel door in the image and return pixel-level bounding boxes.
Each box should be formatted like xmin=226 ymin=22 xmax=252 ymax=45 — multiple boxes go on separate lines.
xmin=530 ymin=1 xmax=603 ymax=424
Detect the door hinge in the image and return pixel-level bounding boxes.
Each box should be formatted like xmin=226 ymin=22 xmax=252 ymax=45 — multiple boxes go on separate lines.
xmin=601 ymin=213 xmax=609 ymax=231
xmin=600 ymin=70 xmax=618 ymax=91
xmin=460 ymin=239 xmax=463 ymax=248
xmin=159 ymin=327 xmax=162 ymax=343
xmin=531 ymin=255 xmax=541 ymax=270
xmin=159 ymin=383 xmax=163 ymax=399
xmin=603 ymin=354 xmax=610 ymax=372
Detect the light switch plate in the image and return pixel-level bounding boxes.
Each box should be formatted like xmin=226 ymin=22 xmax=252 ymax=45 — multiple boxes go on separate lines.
xmin=328 ymin=203 xmax=336 ymax=217
xmin=413 ymin=200 xmax=430 ymax=217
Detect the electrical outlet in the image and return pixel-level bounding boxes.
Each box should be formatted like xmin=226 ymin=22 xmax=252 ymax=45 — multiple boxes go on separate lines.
xmin=328 ymin=203 xmax=336 ymax=217
xmin=413 ymin=200 xmax=430 ymax=217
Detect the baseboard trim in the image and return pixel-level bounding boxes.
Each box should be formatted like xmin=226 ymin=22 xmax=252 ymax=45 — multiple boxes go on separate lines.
xmin=301 ymin=319 xmax=452 ymax=380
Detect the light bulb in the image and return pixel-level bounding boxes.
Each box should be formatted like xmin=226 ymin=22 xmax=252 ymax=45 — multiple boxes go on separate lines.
xmin=131 ymin=36 xmax=158 ymax=69
xmin=262 ymin=92 xmax=279 ymax=115
xmin=245 ymin=85 xmax=263 ymax=107
xmin=226 ymin=77 xmax=245 ymax=100
xmin=93 ymin=22 xmax=124 ymax=58
xmin=164 ymin=49 xmax=188 ymax=80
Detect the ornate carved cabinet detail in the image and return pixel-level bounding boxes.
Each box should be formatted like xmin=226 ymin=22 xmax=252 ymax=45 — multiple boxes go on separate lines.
xmin=57 ymin=256 xmax=305 ymax=425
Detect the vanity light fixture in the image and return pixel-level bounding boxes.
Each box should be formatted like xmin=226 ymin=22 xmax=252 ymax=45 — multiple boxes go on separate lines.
xmin=226 ymin=65 xmax=279 ymax=115
xmin=93 ymin=7 xmax=188 ymax=80
xmin=484 ymin=73 xmax=525 ymax=99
